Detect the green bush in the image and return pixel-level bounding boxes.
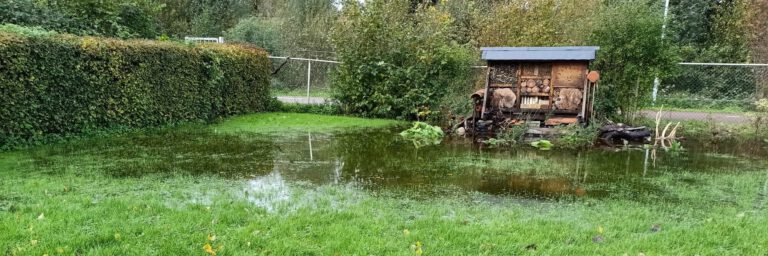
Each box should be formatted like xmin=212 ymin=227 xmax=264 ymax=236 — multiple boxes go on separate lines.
xmin=225 ymin=17 xmax=282 ymax=54
xmin=330 ymin=0 xmax=474 ymax=120
xmin=0 ymin=31 xmax=271 ymax=149
xmin=589 ymin=0 xmax=678 ymax=121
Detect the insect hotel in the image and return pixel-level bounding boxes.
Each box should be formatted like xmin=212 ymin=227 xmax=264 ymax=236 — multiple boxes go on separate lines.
xmin=469 ymin=47 xmax=600 ymax=134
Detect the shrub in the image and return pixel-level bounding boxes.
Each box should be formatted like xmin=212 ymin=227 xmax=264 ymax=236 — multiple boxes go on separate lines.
xmin=0 ymin=30 xmax=271 ymax=149
xmin=331 ymin=0 xmax=474 ymax=120
xmin=589 ymin=1 xmax=678 ymax=121
xmin=225 ymin=17 xmax=282 ymax=54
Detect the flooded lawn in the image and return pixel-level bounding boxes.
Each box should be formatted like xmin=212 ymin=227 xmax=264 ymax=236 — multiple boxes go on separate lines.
xmin=1 ymin=113 xmax=767 ymax=255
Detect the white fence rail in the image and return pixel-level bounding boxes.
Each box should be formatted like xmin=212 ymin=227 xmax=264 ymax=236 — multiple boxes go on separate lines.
xmin=184 ymin=37 xmax=225 ymax=44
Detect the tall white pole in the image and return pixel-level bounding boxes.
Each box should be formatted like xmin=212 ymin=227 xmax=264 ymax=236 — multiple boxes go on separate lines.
xmin=307 ymin=60 xmax=312 ymax=104
xmin=652 ymin=0 xmax=671 ymax=104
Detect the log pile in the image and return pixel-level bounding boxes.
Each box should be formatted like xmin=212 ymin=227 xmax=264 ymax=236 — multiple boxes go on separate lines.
xmin=519 ymin=79 xmax=551 ymax=94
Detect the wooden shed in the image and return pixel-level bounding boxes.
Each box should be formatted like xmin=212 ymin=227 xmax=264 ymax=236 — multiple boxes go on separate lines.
xmin=471 ymin=46 xmax=600 ymax=131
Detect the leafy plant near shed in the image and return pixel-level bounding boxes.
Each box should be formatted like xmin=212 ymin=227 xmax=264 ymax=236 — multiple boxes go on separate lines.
xmin=400 ymin=122 xmax=444 ymax=148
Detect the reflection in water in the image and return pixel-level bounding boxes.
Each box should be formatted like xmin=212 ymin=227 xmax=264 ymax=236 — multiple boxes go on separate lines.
xmin=30 ymin=126 xmax=767 ymax=201
xmin=264 ymin=128 xmax=767 ymax=200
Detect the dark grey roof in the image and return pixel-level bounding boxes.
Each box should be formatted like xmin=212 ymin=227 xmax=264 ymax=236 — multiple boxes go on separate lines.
xmin=481 ymin=46 xmax=599 ymax=61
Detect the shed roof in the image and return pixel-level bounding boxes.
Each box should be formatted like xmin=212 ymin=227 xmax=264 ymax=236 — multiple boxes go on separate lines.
xmin=481 ymin=46 xmax=599 ymax=61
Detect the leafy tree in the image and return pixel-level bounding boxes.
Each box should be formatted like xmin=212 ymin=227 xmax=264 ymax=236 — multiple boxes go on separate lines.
xmin=152 ymin=0 xmax=257 ymax=37
xmin=590 ymin=0 xmax=678 ymax=120
xmin=225 ymin=16 xmax=281 ymax=54
xmin=0 ymin=0 xmax=161 ymax=38
xmin=331 ymin=0 xmax=474 ymax=119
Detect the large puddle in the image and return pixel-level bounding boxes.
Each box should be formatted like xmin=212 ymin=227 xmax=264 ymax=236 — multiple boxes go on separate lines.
xmin=18 ymin=125 xmax=768 ymax=201
xmin=267 ymin=128 xmax=768 ymax=200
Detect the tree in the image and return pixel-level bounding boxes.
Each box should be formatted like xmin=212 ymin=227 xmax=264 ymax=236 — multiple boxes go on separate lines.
xmin=331 ymin=0 xmax=474 ymax=119
xmin=590 ymin=0 xmax=678 ymax=120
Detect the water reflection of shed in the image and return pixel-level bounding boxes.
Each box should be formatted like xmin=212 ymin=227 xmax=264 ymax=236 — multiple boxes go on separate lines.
xmin=473 ymin=47 xmax=600 ymax=127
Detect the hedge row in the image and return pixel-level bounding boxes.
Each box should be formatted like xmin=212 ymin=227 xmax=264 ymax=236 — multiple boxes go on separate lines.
xmin=0 ymin=31 xmax=272 ymax=149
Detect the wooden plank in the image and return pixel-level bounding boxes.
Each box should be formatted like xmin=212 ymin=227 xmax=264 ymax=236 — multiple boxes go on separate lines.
xmin=520 ymin=75 xmax=552 ymax=79
xmin=520 ymin=92 xmax=550 ymax=97
xmin=552 ymin=62 xmax=588 ymax=88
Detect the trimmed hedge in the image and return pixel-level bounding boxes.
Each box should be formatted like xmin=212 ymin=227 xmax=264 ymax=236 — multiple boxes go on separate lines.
xmin=0 ymin=31 xmax=272 ymax=149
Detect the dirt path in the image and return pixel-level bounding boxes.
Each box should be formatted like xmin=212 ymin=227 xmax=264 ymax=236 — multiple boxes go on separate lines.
xmin=640 ymin=110 xmax=749 ymax=123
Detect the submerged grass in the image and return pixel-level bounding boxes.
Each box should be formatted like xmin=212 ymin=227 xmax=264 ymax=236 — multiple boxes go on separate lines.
xmin=1 ymin=113 xmax=767 ymax=255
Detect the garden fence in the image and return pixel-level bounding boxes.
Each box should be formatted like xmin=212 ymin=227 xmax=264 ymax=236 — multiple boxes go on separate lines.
xmin=268 ymin=56 xmax=340 ymax=103
xmin=268 ymin=56 xmax=768 ymax=121
xmin=655 ymin=63 xmax=768 ymax=112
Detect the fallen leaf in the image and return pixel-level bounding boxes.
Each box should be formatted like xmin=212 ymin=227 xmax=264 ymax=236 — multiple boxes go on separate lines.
xmin=203 ymin=243 xmax=216 ymax=256
xmin=37 ymin=213 xmax=45 ymax=220
xmin=403 ymin=229 xmax=410 ymax=236
xmin=592 ymin=235 xmax=604 ymax=244
xmin=114 ymin=233 xmax=121 ymax=241
xmin=30 ymin=240 xmax=38 ymax=246
xmin=208 ymin=234 xmax=217 ymax=242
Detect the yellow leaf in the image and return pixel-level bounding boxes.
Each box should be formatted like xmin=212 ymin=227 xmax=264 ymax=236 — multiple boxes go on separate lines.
xmin=114 ymin=233 xmax=121 ymax=241
xmin=403 ymin=229 xmax=410 ymax=236
xmin=30 ymin=240 xmax=38 ymax=246
xmin=56 ymin=247 xmax=64 ymax=254
xmin=208 ymin=234 xmax=217 ymax=242
xmin=203 ymin=243 xmax=216 ymax=256
xmin=597 ymin=226 xmax=604 ymax=234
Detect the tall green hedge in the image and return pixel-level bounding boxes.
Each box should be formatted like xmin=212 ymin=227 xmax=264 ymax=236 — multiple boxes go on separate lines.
xmin=0 ymin=32 xmax=271 ymax=149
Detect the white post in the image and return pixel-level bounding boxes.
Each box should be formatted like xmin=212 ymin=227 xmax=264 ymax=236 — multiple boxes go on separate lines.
xmin=218 ymin=37 xmax=224 ymax=44
xmin=307 ymin=60 xmax=312 ymax=104
xmin=653 ymin=0 xmax=671 ymax=104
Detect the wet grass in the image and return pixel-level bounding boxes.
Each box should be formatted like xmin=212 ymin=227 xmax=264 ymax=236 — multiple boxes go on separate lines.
xmin=213 ymin=112 xmax=402 ymax=134
xmin=1 ymin=113 xmax=767 ymax=255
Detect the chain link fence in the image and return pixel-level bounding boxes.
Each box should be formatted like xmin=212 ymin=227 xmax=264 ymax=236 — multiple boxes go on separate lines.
xmin=269 ymin=57 xmax=339 ymax=102
xmin=656 ymin=63 xmax=768 ymax=112
xmin=268 ymin=56 xmax=767 ymax=123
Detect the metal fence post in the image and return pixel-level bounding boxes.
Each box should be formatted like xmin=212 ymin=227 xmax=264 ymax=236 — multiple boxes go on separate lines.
xmin=307 ymin=60 xmax=312 ymax=104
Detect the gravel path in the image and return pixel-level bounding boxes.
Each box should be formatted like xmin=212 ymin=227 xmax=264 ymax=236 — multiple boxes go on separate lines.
xmin=640 ymin=110 xmax=749 ymax=123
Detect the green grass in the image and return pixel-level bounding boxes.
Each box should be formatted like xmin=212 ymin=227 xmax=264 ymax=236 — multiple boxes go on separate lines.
xmin=212 ymin=112 xmax=403 ymax=134
xmin=1 ymin=160 xmax=766 ymax=255
xmin=1 ymin=113 xmax=767 ymax=255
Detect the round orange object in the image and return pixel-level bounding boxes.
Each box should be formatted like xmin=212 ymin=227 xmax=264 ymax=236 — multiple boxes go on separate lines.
xmin=587 ymin=71 xmax=600 ymax=83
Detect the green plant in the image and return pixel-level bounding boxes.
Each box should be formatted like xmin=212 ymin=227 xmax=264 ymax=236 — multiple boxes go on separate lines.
xmin=530 ymin=140 xmax=554 ymax=151
xmin=482 ymin=138 xmax=514 ymax=148
xmin=748 ymin=99 xmax=768 ymax=134
xmin=0 ymin=31 xmax=271 ymax=150
xmin=330 ymin=0 xmax=474 ymax=119
xmin=556 ymin=124 xmax=599 ymax=149
xmin=225 ymin=16 xmax=282 ymax=54
xmin=590 ymin=0 xmax=678 ymax=121
xmin=400 ymin=122 xmax=444 ymax=148
xmin=0 ymin=24 xmax=57 ymax=37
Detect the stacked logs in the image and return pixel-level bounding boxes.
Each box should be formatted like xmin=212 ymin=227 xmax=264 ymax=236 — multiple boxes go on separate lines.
xmin=519 ymin=79 xmax=551 ymax=94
